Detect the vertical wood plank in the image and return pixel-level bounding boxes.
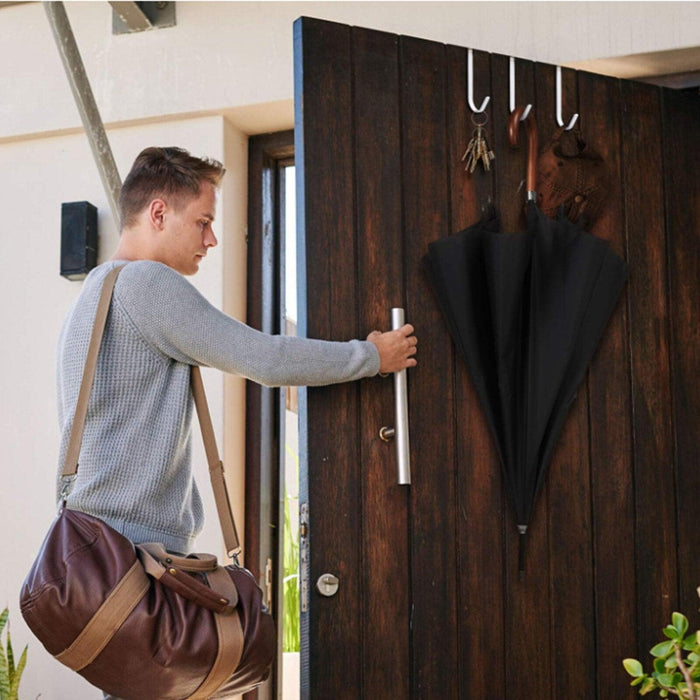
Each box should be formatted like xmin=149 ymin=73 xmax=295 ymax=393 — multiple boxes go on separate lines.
xmin=491 ymin=52 xmax=553 ymax=700
xmin=295 ymin=18 xmax=363 ymax=697
xmin=352 ymin=26 xmax=411 ymax=697
xmin=399 ymin=35 xmax=459 ymax=699
xmin=663 ymin=88 xmax=700 ymax=627
xmin=579 ymin=71 xmax=637 ymax=700
xmin=535 ymin=62 xmax=597 ymax=700
xmin=446 ymin=44 xmax=507 ymax=700
xmin=621 ymin=80 xmax=678 ymax=655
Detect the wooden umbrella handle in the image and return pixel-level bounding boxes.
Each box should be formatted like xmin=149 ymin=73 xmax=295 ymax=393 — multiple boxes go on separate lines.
xmin=508 ymin=106 xmax=538 ymax=201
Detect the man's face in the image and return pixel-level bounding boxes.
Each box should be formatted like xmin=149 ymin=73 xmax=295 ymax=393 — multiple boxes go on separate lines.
xmin=160 ymin=181 xmax=218 ymax=276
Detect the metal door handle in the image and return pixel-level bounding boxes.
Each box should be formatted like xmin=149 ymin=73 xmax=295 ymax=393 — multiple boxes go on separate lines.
xmin=391 ymin=308 xmax=411 ymax=485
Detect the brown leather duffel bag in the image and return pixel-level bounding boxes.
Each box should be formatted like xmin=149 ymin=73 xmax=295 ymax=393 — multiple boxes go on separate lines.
xmin=20 ymin=266 xmax=275 ymax=699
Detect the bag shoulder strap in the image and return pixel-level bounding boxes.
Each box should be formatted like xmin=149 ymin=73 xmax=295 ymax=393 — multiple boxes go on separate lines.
xmin=61 ymin=264 xmax=241 ymax=558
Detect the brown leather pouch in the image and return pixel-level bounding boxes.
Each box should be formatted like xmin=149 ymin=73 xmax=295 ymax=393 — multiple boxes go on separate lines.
xmin=537 ymin=127 xmax=610 ymax=227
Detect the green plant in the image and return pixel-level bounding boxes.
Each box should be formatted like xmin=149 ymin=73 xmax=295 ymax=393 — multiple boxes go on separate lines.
xmin=623 ymin=588 xmax=700 ymax=699
xmin=282 ymin=489 xmax=300 ymax=653
xmin=0 ymin=607 xmax=28 ymax=700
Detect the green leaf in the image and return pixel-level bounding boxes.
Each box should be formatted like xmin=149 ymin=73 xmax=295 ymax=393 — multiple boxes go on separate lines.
xmin=665 ymin=655 xmax=678 ymax=670
xmin=672 ymin=612 xmax=689 ymax=638
xmin=656 ymin=672 xmax=675 ymax=687
xmin=6 ymin=623 xmax=15 ymax=680
xmin=640 ymin=677 xmax=657 ymax=694
xmin=651 ymin=640 xmax=674 ymax=658
xmin=9 ymin=645 xmax=27 ymax=700
xmin=0 ymin=645 xmax=10 ymax=698
xmin=654 ymin=658 xmax=667 ymax=674
xmin=624 ymin=658 xmax=645 ymax=677
xmin=663 ymin=625 xmax=678 ymax=640
xmin=0 ymin=609 xmax=7 ymax=637
xmin=683 ymin=635 xmax=699 ymax=651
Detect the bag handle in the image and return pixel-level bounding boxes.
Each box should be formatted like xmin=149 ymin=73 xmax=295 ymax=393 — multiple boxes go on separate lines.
xmin=61 ymin=264 xmax=242 ymax=559
xmin=136 ymin=544 xmax=237 ymax=615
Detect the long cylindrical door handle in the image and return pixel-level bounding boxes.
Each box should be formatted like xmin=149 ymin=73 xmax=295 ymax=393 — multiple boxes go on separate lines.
xmin=391 ymin=308 xmax=411 ymax=485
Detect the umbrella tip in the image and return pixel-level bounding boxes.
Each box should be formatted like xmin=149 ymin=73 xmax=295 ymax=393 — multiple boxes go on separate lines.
xmin=517 ymin=525 xmax=528 ymax=579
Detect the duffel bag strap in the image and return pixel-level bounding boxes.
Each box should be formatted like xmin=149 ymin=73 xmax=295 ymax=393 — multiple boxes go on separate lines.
xmin=136 ymin=544 xmax=238 ymax=614
xmin=55 ymin=560 xmax=150 ymax=672
xmin=62 ymin=265 xmax=125 ymax=482
xmin=187 ymin=567 xmax=245 ymax=700
xmin=138 ymin=542 xmax=218 ymax=572
xmin=190 ymin=365 xmax=241 ymax=560
xmin=61 ymin=264 xmax=242 ymax=561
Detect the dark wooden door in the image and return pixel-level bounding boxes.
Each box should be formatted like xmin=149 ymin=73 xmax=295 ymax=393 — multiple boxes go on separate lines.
xmin=293 ymin=16 xmax=699 ymax=700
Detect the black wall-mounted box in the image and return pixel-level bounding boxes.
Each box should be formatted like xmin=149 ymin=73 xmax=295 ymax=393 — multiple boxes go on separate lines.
xmin=61 ymin=201 xmax=98 ymax=280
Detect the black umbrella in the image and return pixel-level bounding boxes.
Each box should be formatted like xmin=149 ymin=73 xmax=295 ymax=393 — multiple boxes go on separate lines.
xmin=424 ymin=107 xmax=628 ymax=574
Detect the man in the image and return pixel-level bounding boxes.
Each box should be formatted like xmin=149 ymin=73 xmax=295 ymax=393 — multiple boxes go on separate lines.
xmin=56 ymin=146 xmax=417 ymax=557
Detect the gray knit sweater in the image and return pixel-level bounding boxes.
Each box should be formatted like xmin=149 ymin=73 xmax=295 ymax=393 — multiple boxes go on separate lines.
xmin=56 ymin=260 xmax=380 ymax=553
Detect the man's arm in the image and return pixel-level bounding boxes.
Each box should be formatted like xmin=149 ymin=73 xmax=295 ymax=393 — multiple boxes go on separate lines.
xmin=115 ymin=261 xmax=416 ymax=387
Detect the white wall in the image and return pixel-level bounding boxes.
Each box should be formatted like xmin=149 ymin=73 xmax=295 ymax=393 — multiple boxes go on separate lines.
xmin=0 ymin=2 xmax=698 ymax=698
xmin=1 ymin=2 xmax=699 ymax=140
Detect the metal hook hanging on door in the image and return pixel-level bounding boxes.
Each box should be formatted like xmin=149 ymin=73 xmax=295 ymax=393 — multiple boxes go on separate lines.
xmin=509 ymin=56 xmax=532 ymax=121
xmin=467 ymin=49 xmax=490 ymax=114
xmin=556 ymin=66 xmax=579 ymax=130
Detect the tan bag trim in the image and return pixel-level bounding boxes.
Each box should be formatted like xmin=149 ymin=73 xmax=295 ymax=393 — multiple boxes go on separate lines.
xmin=190 ymin=366 xmax=241 ymax=558
xmin=137 ymin=542 xmax=218 ymax=573
xmin=62 ymin=265 xmax=125 ymax=478
xmin=187 ymin=567 xmax=245 ymax=700
xmin=136 ymin=545 xmax=236 ymax=615
xmin=55 ymin=560 xmax=150 ymax=671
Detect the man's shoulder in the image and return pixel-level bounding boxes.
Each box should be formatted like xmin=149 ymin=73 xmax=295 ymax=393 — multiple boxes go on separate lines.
xmin=111 ymin=260 xmax=204 ymax=325
xmin=113 ymin=259 xmax=188 ymax=293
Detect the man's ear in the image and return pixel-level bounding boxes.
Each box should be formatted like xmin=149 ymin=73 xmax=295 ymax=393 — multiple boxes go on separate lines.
xmin=149 ymin=199 xmax=167 ymax=230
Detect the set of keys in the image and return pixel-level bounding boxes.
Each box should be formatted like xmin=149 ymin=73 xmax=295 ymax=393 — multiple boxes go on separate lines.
xmin=461 ymin=113 xmax=495 ymax=174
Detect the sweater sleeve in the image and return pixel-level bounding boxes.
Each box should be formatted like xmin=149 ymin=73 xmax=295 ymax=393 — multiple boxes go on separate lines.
xmin=113 ymin=261 xmax=380 ymax=387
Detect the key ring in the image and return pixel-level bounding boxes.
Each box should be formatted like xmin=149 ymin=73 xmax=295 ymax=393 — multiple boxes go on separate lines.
xmin=471 ymin=111 xmax=489 ymax=128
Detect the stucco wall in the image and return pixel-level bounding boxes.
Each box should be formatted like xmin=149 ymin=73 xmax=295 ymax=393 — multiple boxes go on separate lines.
xmin=1 ymin=2 xmax=699 ymax=140
xmin=0 ymin=2 xmax=698 ymax=698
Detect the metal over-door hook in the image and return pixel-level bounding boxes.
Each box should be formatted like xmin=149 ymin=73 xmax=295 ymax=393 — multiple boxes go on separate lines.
xmin=509 ymin=56 xmax=532 ymax=122
xmin=467 ymin=49 xmax=490 ymax=114
xmin=556 ymin=65 xmax=579 ymax=130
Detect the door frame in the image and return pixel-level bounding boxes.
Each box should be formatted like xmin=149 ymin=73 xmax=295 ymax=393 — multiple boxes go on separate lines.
xmin=245 ymin=129 xmax=294 ymax=699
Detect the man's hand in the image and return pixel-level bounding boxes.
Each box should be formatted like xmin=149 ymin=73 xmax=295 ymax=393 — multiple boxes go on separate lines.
xmin=366 ymin=324 xmax=418 ymax=374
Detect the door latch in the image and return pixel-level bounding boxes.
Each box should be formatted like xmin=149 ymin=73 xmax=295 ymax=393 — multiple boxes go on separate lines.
xmin=300 ymin=502 xmax=309 ymax=613
xmin=316 ymin=573 xmax=339 ymax=597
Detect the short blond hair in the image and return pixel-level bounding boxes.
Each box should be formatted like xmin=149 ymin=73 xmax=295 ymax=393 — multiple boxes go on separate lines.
xmin=118 ymin=147 xmax=225 ymax=229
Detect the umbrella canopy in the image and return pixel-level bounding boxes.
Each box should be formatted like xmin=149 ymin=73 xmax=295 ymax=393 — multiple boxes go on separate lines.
xmin=424 ymin=108 xmax=628 ymax=573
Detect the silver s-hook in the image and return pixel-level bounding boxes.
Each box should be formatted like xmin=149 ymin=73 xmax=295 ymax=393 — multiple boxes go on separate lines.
xmin=509 ymin=56 xmax=532 ymax=122
xmin=556 ymin=65 xmax=579 ymax=130
xmin=467 ymin=48 xmax=490 ymax=114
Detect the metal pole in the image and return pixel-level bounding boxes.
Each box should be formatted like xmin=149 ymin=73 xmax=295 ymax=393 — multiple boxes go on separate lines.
xmin=43 ymin=1 xmax=122 ymax=226
xmin=391 ymin=308 xmax=411 ymax=485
